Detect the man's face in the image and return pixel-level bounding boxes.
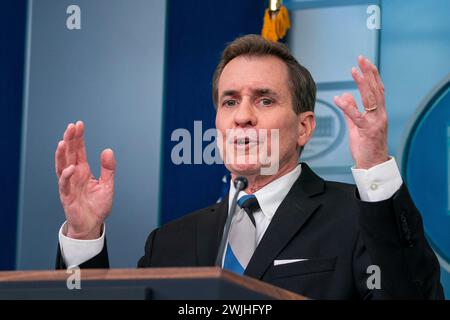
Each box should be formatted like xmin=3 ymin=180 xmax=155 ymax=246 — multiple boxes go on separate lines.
xmin=216 ymin=55 xmax=309 ymax=177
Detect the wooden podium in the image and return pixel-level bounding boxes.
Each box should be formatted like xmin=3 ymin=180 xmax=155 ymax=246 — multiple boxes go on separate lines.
xmin=0 ymin=267 xmax=306 ymax=300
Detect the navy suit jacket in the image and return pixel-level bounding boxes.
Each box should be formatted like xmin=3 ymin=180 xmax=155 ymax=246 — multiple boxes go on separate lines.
xmin=56 ymin=163 xmax=444 ymax=299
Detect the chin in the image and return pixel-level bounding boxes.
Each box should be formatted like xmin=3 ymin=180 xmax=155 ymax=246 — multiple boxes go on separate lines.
xmin=225 ymin=163 xmax=262 ymax=177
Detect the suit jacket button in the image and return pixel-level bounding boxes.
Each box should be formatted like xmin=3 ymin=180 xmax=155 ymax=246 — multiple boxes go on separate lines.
xmin=400 ymin=212 xmax=407 ymax=223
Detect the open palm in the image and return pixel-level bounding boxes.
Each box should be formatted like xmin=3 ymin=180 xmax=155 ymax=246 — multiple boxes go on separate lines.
xmin=55 ymin=121 xmax=116 ymax=239
xmin=333 ymin=56 xmax=388 ymax=169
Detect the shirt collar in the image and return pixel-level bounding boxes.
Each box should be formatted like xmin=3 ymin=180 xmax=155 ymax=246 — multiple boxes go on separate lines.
xmin=228 ymin=164 xmax=302 ymax=220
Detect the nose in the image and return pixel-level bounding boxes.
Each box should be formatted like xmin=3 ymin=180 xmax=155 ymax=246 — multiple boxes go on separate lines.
xmin=234 ymin=98 xmax=257 ymax=127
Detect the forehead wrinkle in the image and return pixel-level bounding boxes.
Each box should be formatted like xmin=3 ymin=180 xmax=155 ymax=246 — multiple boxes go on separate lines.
xmin=220 ymin=86 xmax=280 ymax=99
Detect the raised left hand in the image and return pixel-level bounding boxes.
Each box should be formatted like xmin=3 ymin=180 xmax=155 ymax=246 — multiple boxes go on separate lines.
xmin=333 ymin=56 xmax=389 ymax=169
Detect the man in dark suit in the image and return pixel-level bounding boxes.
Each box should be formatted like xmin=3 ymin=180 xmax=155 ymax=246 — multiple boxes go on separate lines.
xmin=54 ymin=35 xmax=444 ymax=299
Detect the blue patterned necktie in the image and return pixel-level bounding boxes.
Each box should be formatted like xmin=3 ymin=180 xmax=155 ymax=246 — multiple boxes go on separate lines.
xmin=223 ymin=194 xmax=260 ymax=274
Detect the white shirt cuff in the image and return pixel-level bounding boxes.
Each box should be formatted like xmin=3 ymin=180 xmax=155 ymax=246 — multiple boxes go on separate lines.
xmin=351 ymin=157 xmax=403 ymax=202
xmin=58 ymin=222 xmax=105 ymax=268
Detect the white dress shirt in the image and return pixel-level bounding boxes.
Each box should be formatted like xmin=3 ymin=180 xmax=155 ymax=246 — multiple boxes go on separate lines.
xmin=228 ymin=164 xmax=302 ymax=246
xmin=59 ymin=157 xmax=403 ymax=267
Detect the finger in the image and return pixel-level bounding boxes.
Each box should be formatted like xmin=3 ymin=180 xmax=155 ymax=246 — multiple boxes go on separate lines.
xmin=340 ymin=93 xmax=359 ymax=131
xmin=359 ymin=56 xmax=377 ymax=91
xmin=75 ymin=121 xmax=88 ymax=163
xmin=99 ymin=149 xmax=116 ymax=187
xmin=63 ymin=123 xmax=77 ymax=165
xmin=342 ymin=113 xmax=357 ymax=132
xmin=352 ymin=66 xmax=377 ymax=111
xmin=361 ymin=57 xmax=385 ymax=106
xmin=357 ymin=56 xmax=381 ymax=108
xmin=371 ymin=63 xmax=384 ymax=92
xmin=370 ymin=63 xmax=386 ymax=109
xmin=59 ymin=165 xmax=76 ymax=196
xmin=55 ymin=140 xmax=67 ymax=178
xmin=333 ymin=94 xmax=365 ymax=128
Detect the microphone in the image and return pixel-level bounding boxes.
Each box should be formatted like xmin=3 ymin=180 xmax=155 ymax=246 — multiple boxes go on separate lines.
xmin=215 ymin=176 xmax=248 ymax=267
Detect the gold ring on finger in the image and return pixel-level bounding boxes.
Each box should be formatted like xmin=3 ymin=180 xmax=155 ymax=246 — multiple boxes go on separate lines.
xmin=365 ymin=105 xmax=378 ymax=111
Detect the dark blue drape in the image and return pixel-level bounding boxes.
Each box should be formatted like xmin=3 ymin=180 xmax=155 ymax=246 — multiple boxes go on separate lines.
xmin=0 ymin=0 xmax=26 ymax=270
xmin=161 ymin=0 xmax=266 ymax=224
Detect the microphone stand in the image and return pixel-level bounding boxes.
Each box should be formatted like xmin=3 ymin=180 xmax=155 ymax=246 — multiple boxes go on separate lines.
xmin=214 ymin=176 xmax=248 ymax=267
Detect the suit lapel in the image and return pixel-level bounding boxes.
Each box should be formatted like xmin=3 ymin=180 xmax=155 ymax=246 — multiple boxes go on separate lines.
xmin=244 ymin=163 xmax=325 ymax=279
xmin=195 ymin=195 xmax=229 ymax=266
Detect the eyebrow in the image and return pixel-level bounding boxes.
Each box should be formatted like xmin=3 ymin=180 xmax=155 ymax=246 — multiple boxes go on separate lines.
xmin=219 ymin=88 xmax=279 ymax=101
xmin=220 ymin=90 xmax=238 ymax=101
xmin=253 ymin=88 xmax=279 ymax=98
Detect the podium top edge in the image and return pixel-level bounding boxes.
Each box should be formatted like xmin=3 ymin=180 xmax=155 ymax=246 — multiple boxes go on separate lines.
xmin=0 ymin=267 xmax=306 ymax=300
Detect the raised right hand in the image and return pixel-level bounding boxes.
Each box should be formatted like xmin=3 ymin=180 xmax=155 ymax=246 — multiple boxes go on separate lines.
xmin=55 ymin=121 xmax=116 ymax=240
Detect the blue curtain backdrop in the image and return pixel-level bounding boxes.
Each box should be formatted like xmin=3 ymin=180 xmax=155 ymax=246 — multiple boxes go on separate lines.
xmin=161 ymin=0 xmax=266 ymax=224
xmin=0 ymin=0 xmax=26 ymax=270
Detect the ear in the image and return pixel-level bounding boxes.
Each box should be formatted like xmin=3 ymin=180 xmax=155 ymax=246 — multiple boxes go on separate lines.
xmin=297 ymin=111 xmax=315 ymax=148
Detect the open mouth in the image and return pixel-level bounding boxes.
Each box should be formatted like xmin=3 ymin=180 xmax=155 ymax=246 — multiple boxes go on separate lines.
xmin=235 ymin=137 xmax=252 ymax=145
xmin=233 ymin=136 xmax=260 ymax=147
xmin=226 ymin=129 xmax=265 ymax=148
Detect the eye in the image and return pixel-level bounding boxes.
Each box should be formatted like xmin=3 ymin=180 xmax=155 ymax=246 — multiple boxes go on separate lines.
xmin=259 ymin=98 xmax=273 ymax=107
xmin=223 ymin=99 xmax=237 ymax=107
